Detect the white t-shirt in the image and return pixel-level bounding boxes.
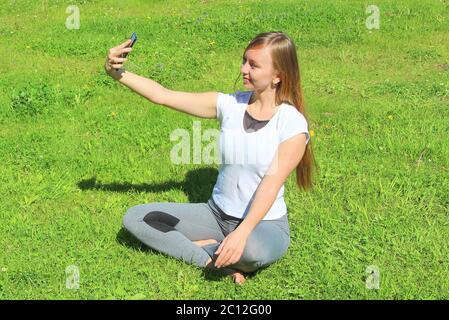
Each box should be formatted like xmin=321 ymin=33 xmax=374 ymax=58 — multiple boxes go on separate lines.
xmin=211 ymin=90 xmax=310 ymax=220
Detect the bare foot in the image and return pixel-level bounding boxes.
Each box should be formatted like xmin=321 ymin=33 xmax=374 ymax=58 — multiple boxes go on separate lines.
xmin=205 ymin=259 xmax=246 ymax=285
xmin=193 ymin=239 xmax=218 ymax=247
xmin=230 ymin=270 xmax=246 ymax=285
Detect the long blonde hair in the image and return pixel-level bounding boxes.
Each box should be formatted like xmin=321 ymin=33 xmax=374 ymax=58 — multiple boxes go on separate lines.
xmin=233 ymin=31 xmax=317 ymax=191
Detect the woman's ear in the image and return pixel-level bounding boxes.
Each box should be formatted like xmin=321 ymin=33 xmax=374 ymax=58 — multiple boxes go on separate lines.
xmin=271 ymin=77 xmax=281 ymax=89
xmin=272 ymin=71 xmax=281 ymax=85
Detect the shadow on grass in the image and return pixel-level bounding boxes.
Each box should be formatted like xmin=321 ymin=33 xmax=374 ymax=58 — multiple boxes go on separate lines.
xmin=116 ymin=227 xmax=174 ymax=261
xmin=77 ymin=167 xmax=218 ymax=203
xmin=201 ymin=266 xmax=261 ymax=283
xmin=116 ymin=227 xmax=151 ymax=251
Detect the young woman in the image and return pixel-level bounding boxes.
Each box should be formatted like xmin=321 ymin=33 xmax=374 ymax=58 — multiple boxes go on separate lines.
xmin=104 ymin=31 xmax=315 ymax=284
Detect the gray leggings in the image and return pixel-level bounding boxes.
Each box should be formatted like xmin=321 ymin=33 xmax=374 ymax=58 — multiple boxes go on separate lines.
xmin=122 ymin=198 xmax=290 ymax=273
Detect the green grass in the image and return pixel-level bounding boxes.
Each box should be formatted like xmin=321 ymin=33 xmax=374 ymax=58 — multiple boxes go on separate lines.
xmin=0 ymin=0 xmax=448 ymax=299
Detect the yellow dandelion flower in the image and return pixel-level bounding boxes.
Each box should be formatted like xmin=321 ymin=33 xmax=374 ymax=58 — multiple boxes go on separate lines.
xmin=209 ymin=40 xmax=215 ymax=45
xmin=309 ymin=130 xmax=315 ymax=137
xmin=111 ymin=111 xmax=117 ymax=117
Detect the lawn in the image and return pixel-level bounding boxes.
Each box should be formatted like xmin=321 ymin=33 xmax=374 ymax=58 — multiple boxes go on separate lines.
xmin=0 ymin=0 xmax=448 ymax=299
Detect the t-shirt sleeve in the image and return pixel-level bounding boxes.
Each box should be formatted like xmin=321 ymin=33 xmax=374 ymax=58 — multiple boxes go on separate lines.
xmin=216 ymin=91 xmax=239 ymax=124
xmin=279 ymin=109 xmax=310 ymax=145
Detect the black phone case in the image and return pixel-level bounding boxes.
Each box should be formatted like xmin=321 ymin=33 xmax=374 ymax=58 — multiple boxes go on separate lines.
xmin=121 ymin=33 xmax=137 ymax=58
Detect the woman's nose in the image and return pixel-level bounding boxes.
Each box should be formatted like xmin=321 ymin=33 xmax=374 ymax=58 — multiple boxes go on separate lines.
xmin=241 ymin=62 xmax=249 ymax=74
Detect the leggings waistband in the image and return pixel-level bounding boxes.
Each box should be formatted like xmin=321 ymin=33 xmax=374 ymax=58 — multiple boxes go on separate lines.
xmin=207 ymin=197 xmax=242 ymax=222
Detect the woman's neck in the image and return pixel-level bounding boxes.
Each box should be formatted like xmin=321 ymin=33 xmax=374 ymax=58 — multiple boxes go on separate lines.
xmin=250 ymin=89 xmax=279 ymax=113
xmin=248 ymin=90 xmax=279 ymax=116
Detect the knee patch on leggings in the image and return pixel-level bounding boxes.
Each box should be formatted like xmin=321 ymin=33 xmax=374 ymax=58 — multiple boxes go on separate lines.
xmin=143 ymin=211 xmax=180 ymax=233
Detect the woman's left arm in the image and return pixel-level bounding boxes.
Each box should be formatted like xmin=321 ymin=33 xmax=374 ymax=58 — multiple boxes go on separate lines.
xmin=214 ymin=133 xmax=308 ymax=268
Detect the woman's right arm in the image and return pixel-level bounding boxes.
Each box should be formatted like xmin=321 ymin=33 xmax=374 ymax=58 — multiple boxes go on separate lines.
xmin=104 ymin=40 xmax=218 ymax=119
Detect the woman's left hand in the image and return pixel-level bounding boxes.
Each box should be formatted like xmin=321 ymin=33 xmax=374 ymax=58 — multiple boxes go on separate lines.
xmin=214 ymin=228 xmax=250 ymax=268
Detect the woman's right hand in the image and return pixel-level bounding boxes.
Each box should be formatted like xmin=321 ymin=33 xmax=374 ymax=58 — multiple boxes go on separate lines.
xmin=104 ymin=39 xmax=133 ymax=79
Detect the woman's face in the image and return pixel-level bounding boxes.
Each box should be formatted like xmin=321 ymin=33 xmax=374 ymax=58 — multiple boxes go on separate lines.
xmin=241 ymin=46 xmax=279 ymax=90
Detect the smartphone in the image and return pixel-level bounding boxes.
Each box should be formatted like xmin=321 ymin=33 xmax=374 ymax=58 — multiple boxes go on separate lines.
xmin=121 ymin=32 xmax=137 ymax=58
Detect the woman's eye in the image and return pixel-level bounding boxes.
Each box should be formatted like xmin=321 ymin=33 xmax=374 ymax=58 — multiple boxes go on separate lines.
xmin=242 ymin=58 xmax=256 ymax=68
